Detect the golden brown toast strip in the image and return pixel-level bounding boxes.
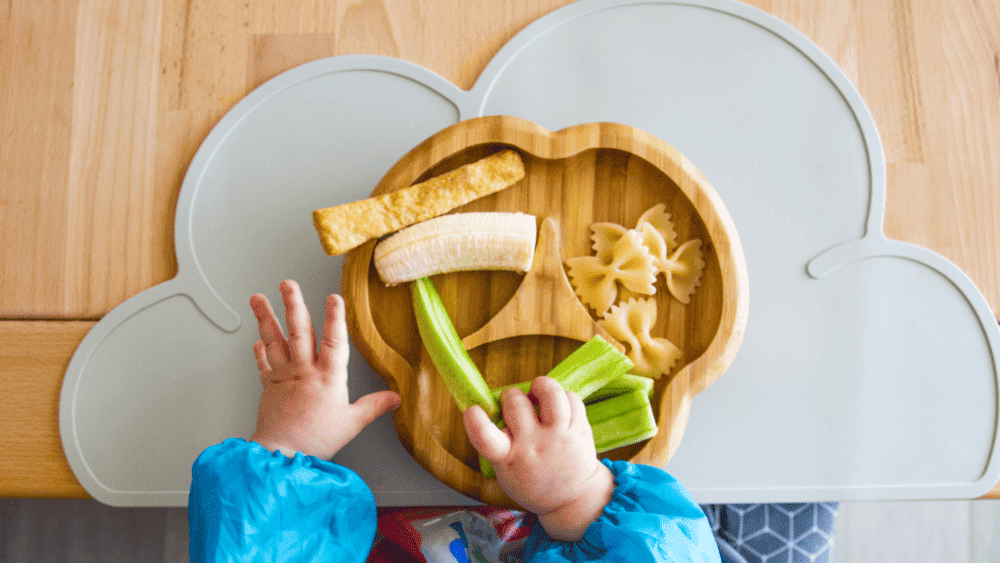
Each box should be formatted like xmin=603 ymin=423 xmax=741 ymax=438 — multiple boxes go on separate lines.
xmin=312 ymin=150 xmax=525 ymax=256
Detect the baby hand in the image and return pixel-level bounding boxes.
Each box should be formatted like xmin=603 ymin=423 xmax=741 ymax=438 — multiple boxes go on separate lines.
xmin=463 ymin=376 xmax=614 ymax=541
xmin=249 ymin=279 xmax=401 ymax=460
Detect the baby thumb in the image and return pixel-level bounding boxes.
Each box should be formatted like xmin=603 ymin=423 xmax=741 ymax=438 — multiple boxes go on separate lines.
xmin=463 ymin=405 xmax=511 ymax=462
xmin=351 ymin=390 xmax=402 ymax=429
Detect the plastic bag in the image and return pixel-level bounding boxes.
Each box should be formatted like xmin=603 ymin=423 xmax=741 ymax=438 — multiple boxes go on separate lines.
xmin=369 ymin=507 xmax=533 ymax=563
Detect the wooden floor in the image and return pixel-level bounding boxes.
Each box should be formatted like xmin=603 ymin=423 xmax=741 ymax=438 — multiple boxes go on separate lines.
xmin=2 ymin=499 xmax=999 ymax=561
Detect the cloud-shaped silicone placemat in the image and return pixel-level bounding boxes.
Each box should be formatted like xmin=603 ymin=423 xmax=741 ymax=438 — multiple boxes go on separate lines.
xmin=61 ymin=0 xmax=999 ymax=506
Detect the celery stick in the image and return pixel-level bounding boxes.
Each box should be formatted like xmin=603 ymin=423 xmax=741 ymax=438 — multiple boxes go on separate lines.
xmin=411 ymin=277 xmax=499 ymax=419
xmin=479 ymin=390 xmax=656 ymax=478
xmin=489 ymin=381 xmax=529 ymax=403
xmin=587 ymin=390 xmax=658 ymax=453
xmin=489 ymin=371 xmax=651 ymax=403
xmin=488 ymin=336 xmax=633 ymax=402
xmin=585 ymin=373 xmax=654 ymax=402
xmin=479 ymin=455 xmax=495 ymax=478
xmin=474 ymin=337 xmax=634 ymax=477
xmin=547 ymin=336 xmax=633 ymax=399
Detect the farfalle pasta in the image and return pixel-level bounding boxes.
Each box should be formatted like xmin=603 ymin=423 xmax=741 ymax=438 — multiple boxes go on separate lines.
xmin=598 ymin=297 xmax=682 ymax=379
xmin=636 ymin=203 xmax=678 ymax=253
xmin=565 ymin=203 xmax=706 ymax=379
xmin=591 ymin=203 xmax=677 ymax=264
xmin=635 ymin=222 xmax=705 ymax=305
xmin=636 ymin=222 xmax=670 ymax=273
xmin=663 ymin=239 xmax=705 ymax=305
xmin=566 ymin=229 xmax=657 ymax=315
xmin=590 ymin=222 xmax=628 ymax=264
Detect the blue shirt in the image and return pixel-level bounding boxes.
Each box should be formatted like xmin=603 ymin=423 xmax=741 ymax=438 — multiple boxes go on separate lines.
xmin=189 ymin=438 xmax=721 ymax=562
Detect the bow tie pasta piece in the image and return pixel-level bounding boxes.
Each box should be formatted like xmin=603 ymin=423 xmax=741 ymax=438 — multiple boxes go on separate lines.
xmin=590 ymin=222 xmax=628 ymax=264
xmin=636 ymin=222 xmax=670 ymax=273
xmin=567 ymin=229 xmax=657 ymax=315
xmin=592 ymin=205 xmax=677 ymax=265
xmin=565 ymin=203 xmax=699 ymax=377
xmin=616 ymin=286 xmax=648 ymax=305
xmin=598 ymin=297 xmax=681 ymax=379
xmin=662 ymin=239 xmax=705 ymax=305
xmin=566 ymin=255 xmax=618 ymax=315
xmin=636 ymin=203 xmax=678 ymax=253
xmin=634 ymin=222 xmax=705 ymax=304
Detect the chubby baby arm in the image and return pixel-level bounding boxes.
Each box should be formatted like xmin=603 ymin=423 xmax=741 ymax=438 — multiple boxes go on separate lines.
xmin=189 ymin=280 xmax=402 ymax=563
xmin=463 ymin=376 xmax=614 ymax=541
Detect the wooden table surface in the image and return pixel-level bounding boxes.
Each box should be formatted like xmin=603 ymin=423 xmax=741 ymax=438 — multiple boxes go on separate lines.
xmin=2 ymin=0 xmax=998 ymax=499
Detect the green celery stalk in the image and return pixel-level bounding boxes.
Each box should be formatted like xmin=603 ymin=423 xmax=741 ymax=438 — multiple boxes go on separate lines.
xmin=479 ymin=455 xmax=496 ymax=478
xmin=586 ymin=373 xmax=655 ymax=401
xmin=476 ymin=336 xmax=634 ymax=477
xmin=411 ymin=277 xmax=499 ymax=419
xmin=587 ymin=390 xmax=658 ymax=453
xmin=488 ymin=335 xmax=633 ymax=402
xmin=493 ymin=371 xmax=654 ymax=403
xmin=479 ymin=389 xmax=657 ymax=478
xmin=489 ymin=382 xmax=529 ymax=403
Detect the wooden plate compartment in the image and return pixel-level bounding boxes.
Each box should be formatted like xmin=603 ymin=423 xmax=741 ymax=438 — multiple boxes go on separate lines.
xmin=342 ymin=116 xmax=748 ymax=507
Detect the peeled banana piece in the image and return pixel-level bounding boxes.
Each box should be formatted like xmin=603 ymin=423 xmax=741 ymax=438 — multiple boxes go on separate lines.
xmin=373 ymin=212 xmax=537 ymax=285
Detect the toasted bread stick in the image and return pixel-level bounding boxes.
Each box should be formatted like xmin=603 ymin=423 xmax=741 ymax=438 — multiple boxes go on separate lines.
xmin=312 ymin=150 xmax=525 ymax=256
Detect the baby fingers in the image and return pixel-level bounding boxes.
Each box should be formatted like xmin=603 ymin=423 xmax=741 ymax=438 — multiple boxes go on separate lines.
xmin=253 ymin=340 xmax=274 ymax=383
xmin=463 ymin=405 xmax=511 ymax=461
xmin=501 ymin=387 xmax=538 ymax=439
xmin=318 ymin=294 xmax=350 ymax=377
xmin=251 ymin=293 xmax=289 ymax=367
xmin=280 ymin=280 xmax=315 ymax=365
xmin=530 ymin=376 xmax=571 ymax=429
xmin=566 ymin=391 xmax=588 ymax=430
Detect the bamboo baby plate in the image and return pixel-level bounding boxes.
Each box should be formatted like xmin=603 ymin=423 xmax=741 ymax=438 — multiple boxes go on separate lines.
xmin=342 ymin=115 xmax=748 ymax=507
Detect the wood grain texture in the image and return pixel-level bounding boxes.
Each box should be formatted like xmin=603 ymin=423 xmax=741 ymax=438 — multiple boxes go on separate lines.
xmin=0 ymin=0 xmax=166 ymax=318
xmin=0 ymin=0 xmax=998 ymax=499
xmin=341 ymin=117 xmax=749 ymax=507
xmin=0 ymin=322 xmax=90 ymax=498
xmin=459 ymin=217 xmax=625 ymax=353
xmin=0 ymin=1 xmax=77 ymax=317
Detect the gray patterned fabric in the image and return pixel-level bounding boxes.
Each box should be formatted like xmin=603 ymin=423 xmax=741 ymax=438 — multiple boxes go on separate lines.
xmin=699 ymin=503 xmax=839 ymax=563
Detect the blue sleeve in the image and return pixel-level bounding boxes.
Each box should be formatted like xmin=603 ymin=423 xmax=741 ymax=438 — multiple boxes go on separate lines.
xmin=522 ymin=459 xmax=722 ymax=563
xmin=188 ymin=438 xmax=377 ymax=563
